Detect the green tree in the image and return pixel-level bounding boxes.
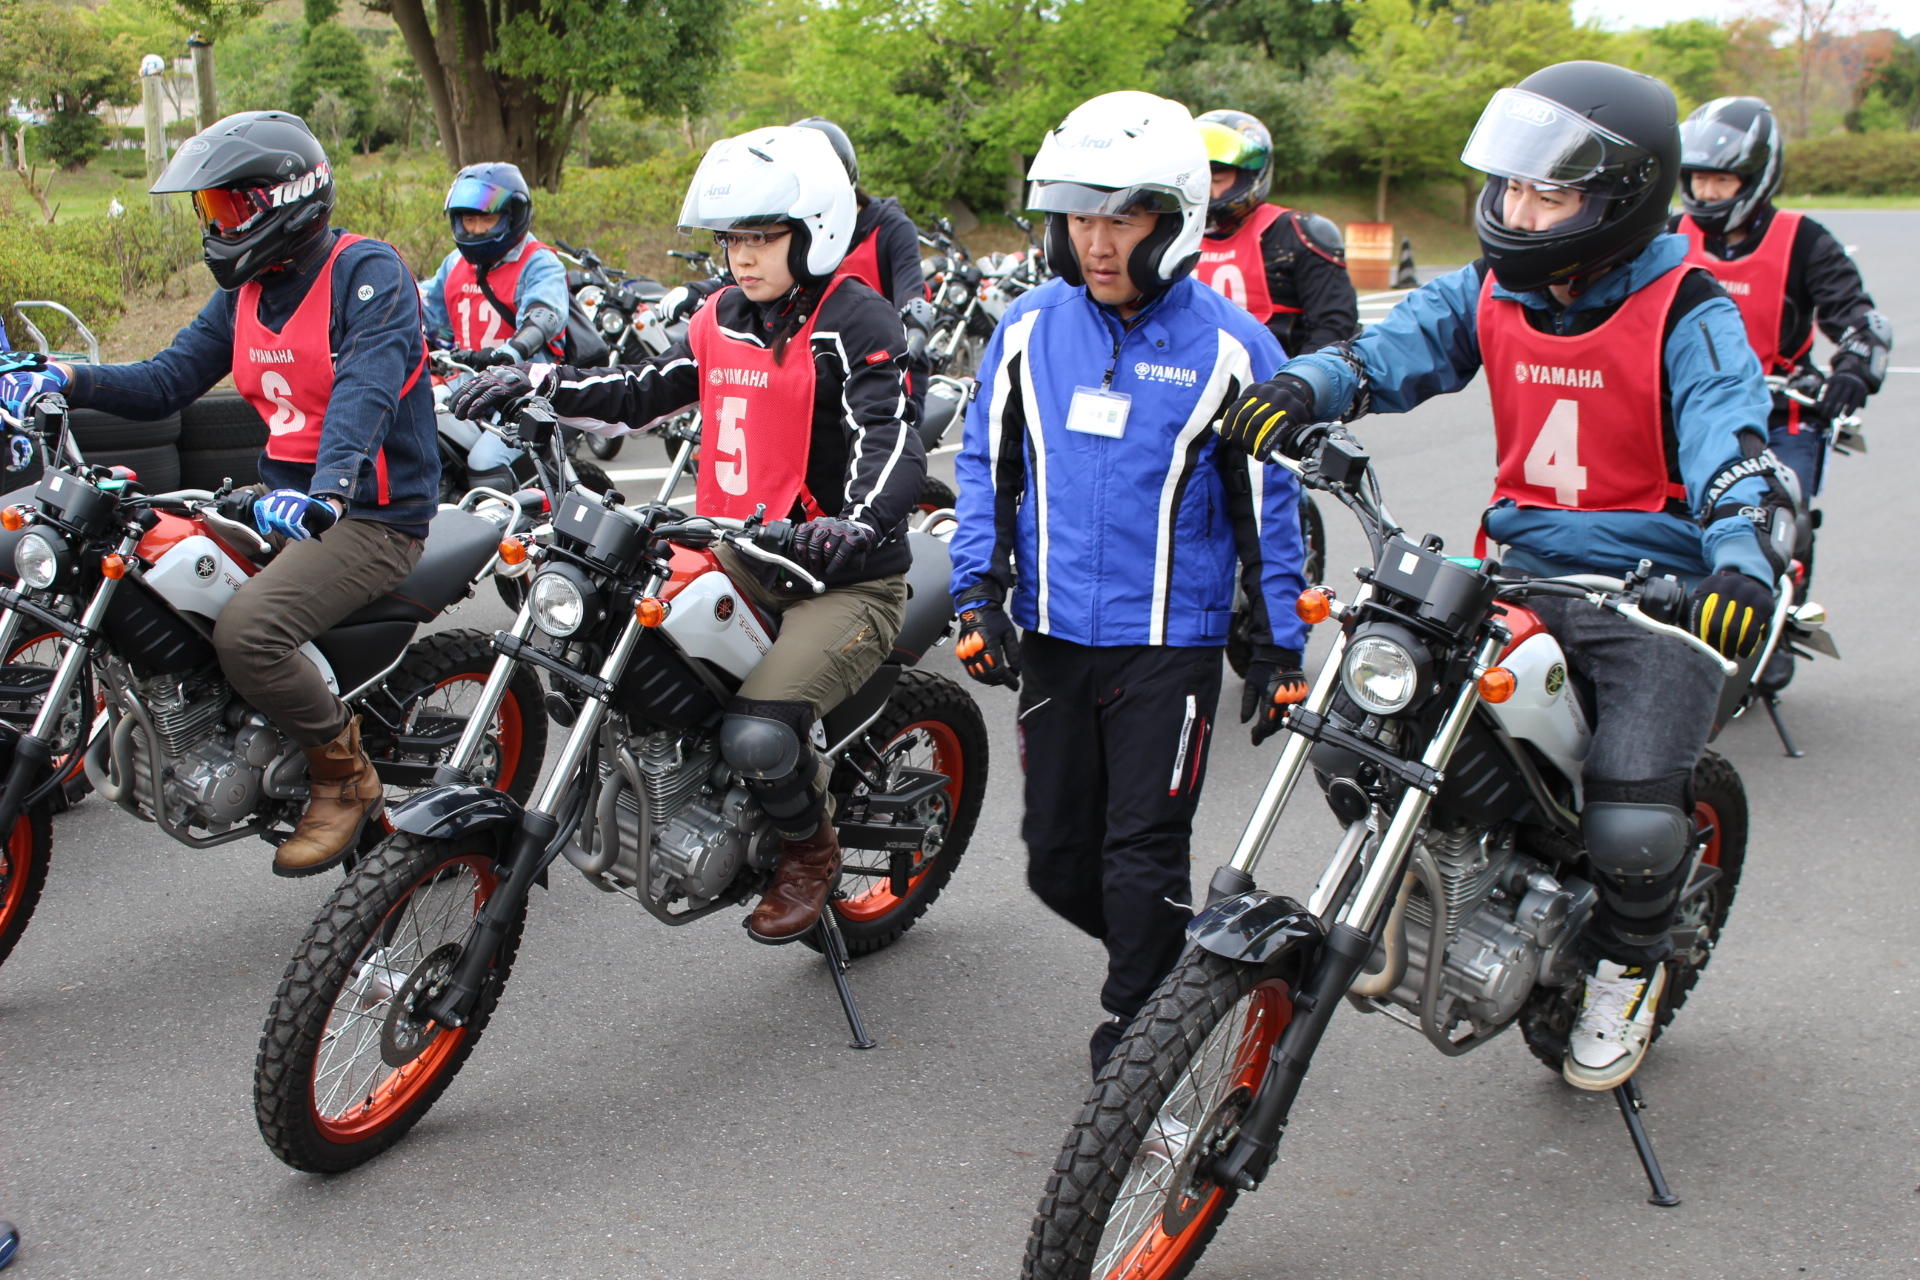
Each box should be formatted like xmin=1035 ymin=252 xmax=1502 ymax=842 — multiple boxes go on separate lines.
xmin=1855 ymin=32 xmax=1920 ymax=130
xmin=1156 ymin=49 xmax=1333 ymax=190
xmin=147 ymin=0 xmax=270 ymax=127
xmin=289 ymin=23 xmax=377 ymax=150
xmin=367 ymin=0 xmax=733 ymax=189
xmin=1 ymin=1 xmax=139 ymax=172
xmin=1168 ymin=0 xmax=1354 ymax=73
xmin=792 ymin=0 xmax=1187 ymax=217
xmin=1611 ymin=19 xmax=1733 ymax=112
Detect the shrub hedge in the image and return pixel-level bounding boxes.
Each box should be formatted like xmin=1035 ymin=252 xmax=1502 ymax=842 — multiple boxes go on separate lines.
xmin=1782 ymin=133 xmax=1920 ymax=196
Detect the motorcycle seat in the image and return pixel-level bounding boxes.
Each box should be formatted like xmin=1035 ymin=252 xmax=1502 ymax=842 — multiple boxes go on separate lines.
xmin=341 ymin=508 xmax=501 ymax=625
xmin=890 ymin=528 xmax=954 ymax=665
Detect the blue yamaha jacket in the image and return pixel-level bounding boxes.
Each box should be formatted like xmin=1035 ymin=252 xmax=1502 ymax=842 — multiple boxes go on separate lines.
xmin=1285 ymin=236 xmax=1774 ymax=584
xmin=950 ymin=275 xmax=1308 ymax=651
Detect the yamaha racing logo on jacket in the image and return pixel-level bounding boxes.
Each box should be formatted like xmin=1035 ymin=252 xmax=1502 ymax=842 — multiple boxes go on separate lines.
xmin=708 ymin=367 xmax=771 ymax=389
xmin=1133 ymin=361 xmax=1199 ymax=387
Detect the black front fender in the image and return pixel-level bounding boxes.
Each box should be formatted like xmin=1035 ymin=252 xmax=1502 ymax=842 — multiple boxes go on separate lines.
xmin=1187 ymin=890 xmax=1325 ymax=966
xmin=388 ymin=784 xmax=524 ymax=843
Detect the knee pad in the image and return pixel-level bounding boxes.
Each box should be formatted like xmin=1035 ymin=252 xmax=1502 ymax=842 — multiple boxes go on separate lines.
xmin=1582 ymin=797 xmax=1691 ymax=933
xmin=720 ymin=698 xmax=821 ymax=837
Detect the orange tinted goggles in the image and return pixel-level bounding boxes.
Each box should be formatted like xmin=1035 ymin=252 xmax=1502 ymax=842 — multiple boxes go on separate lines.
xmin=191 ymin=186 xmax=274 ymax=239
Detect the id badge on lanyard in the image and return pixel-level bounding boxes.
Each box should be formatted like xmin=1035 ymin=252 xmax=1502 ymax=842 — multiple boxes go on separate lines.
xmin=1066 ymin=386 xmax=1131 ymax=439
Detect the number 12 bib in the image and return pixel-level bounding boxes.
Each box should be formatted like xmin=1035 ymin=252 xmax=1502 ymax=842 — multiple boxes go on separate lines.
xmin=1478 ymin=264 xmax=1690 ymax=513
xmin=686 ymin=278 xmax=847 ymax=521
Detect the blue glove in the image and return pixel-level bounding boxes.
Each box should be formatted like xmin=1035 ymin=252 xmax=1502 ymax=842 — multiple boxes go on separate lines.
xmin=0 ymin=358 xmax=65 ymax=424
xmin=253 ymin=489 xmax=338 ymax=541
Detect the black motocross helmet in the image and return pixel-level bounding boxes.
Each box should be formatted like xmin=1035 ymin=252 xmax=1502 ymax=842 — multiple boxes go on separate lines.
xmin=1462 ymin=61 xmax=1678 ymax=294
xmin=1678 ymin=97 xmax=1782 ymax=236
xmin=151 ymin=111 xmax=334 ymax=291
xmin=445 ymin=162 xmax=534 ymax=267
xmin=792 ymin=116 xmax=859 ymax=185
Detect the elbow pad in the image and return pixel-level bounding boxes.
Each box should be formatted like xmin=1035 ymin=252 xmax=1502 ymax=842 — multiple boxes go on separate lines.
xmin=505 ymin=305 xmax=564 ymax=360
xmin=1833 ymin=311 xmax=1891 ymax=390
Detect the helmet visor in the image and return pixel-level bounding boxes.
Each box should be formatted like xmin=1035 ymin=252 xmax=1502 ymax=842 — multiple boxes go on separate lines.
xmin=1461 ymin=88 xmax=1652 ymax=189
xmin=1197 ymin=121 xmax=1268 ymax=173
xmin=445 ymin=176 xmax=520 ymax=215
xmin=1679 ymin=115 xmax=1762 ymax=176
xmin=677 ymin=166 xmax=801 ymax=232
xmin=191 ymin=185 xmax=274 ymax=240
xmin=1027 ymin=181 xmax=1182 ymax=218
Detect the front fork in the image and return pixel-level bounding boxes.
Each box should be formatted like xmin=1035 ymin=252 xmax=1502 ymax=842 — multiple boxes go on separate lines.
xmin=1205 ymin=626 xmax=1502 ymax=1191
xmin=425 ymin=603 xmax=650 ymax=1027
xmin=0 ymin=539 xmax=133 ymax=833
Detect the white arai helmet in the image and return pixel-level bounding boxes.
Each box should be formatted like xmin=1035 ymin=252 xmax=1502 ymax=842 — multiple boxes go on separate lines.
xmin=677 ymin=126 xmax=857 ymax=283
xmin=1026 ymin=91 xmax=1210 ymax=298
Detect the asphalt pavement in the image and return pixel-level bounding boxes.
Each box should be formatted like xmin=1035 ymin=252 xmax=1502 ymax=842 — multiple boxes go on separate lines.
xmin=2 ymin=211 xmax=1917 ymax=1279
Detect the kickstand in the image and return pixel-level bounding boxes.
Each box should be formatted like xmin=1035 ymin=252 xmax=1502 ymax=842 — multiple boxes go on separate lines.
xmin=1760 ymin=694 xmax=1805 ymax=758
xmin=1612 ymin=1078 xmax=1681 ymax=1207
xmin=812 ymin=907 xmax=876 ymax=1050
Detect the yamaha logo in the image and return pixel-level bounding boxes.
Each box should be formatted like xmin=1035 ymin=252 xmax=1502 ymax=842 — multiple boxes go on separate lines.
xmin=1514 ymin=362 xmax=1605 ymax=389
xmin=1545 ymin=663 xmax=1566 ymax=695
xmin=714 ymin=595 xmax=735 ymax=622
xmin=194 ymin=555 xmax=216 ymax=581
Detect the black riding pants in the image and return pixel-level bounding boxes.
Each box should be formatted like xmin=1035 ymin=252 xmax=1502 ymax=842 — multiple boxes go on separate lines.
xmin=1017 ymin=632 xmax=1223 ymax=1023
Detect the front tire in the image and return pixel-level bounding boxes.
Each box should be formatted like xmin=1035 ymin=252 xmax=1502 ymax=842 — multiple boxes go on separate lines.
xmin=0 ymin=807 xmax=54 ymax=970
xmin=1025 ymin=950 xmax=1296 ymax=1280
xmin=824 ymin=669 xmax=988 ymax=956
xmin=253 ymin=832 xmax=524 ymax=1173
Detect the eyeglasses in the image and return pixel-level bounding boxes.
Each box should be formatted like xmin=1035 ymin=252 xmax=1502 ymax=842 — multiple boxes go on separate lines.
xmin=711 ymin=227 xmax=792 ymax=251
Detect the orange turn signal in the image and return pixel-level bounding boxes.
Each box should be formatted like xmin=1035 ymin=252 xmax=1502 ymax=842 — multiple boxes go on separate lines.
xmin=496 ymin=539 xmax=528 ymax=566
xmin=635 ymin=597 xmax=670 ymax=627
xmin=1477 ymin=667 xmax=1516 ymax=703
xmin=0 ymin=506 xmax=25 ymax=532
xmin=1295 ymin=588 xmax=1333 ymax=625
xmin=100 ymin=554 xmax=127 ymax=580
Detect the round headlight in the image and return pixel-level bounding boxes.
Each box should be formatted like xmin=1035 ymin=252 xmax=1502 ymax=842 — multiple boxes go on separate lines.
xmin=1343 ymin=635 xmax=1420 ymax=716
xmin=529 ymin=570 xmax=588 ymax=637
xmin=15 ymin=531 xmax=63 ymax=590
xmin=598 ymin=306 xmax=626 ymax=336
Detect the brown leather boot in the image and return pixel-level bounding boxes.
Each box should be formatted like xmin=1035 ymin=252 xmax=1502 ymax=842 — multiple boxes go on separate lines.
xmin=273 ymin=716 xmax=384 ymax=878
xmin=745 ymin=820 xmax=842 ymax=944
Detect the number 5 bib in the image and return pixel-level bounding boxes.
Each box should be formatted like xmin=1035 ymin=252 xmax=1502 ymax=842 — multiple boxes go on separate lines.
xmin=1478 ymin=264 xmax=1690 ymax=514
xmin=686 ymin=278 xmax=846 ymax=521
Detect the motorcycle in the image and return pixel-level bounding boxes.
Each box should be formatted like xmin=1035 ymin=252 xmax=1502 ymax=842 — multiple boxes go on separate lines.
xmin=553 ymin=239 xmax=690 ymax=465
xmin=252 ymin=401 xmax=990 ymax=1173
xmin=919 ymin=218 xmax=996 ymax=380
xmin=430 ymin=349 xmax=613 ymax=510
xmin=0 ymin=397 xmax=552 ymax=971
xmin=1023 ymin=428 xmax=1769 ymax=1280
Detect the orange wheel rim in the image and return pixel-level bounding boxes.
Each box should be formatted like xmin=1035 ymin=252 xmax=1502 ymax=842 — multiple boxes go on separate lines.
xmin=431 ymin=673 xmax=525 ymax=791
xmin=1693 ymin=801 xmax=1722 ymax=868
xmin=308 ymin=854 xmax=497 ymax=1142
xmin=834 ymin=718 xmax=963 ymax=923
xmin=6 ymin=631 xmax=99 ymax=780
xmin=0 ymin=815 xmax=33 ymax=927
xmin=1096 ymin=981 xmax=1292 ymax=1280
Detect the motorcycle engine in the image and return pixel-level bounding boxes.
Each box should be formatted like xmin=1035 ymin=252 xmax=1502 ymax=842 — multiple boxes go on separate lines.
xmin=99 ymin=667 xmax=283 ymax=831
xmin=1386 ymin=825 xmax=1597 ymax=1038
xmin=564 ymin=728 xmax=773 ymax=909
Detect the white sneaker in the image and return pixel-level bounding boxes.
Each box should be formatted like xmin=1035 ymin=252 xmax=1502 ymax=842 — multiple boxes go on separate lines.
xmin=1562 ymin=960 xmax=1667 ymax=1091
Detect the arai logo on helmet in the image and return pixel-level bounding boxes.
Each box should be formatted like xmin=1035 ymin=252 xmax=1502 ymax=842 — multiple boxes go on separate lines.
xmin=1504 ymin=97 xmax=1559 ymax=128
xmin=266 ymin=161 xmax=331 ymax=208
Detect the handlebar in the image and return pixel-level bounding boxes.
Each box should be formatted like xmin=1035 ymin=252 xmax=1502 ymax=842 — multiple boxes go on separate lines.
xmin=649 ymin=515 xmax=826 ymax=595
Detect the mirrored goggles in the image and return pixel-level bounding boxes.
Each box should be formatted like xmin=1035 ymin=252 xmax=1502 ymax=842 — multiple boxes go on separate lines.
xmin=190 ymin=185 xmax=275 ymax=240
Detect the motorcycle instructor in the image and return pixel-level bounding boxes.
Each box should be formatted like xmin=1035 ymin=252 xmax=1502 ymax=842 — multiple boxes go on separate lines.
xmin=0 ymin=110 xmax=438 ymax=878
xmin=948 ymin=91 xmax=1308 ymax=1076
xmin=1218 ymin=62 xmax=1778 ymax=1091
xmin=1195 ymin=108 xmax=1360 ymax=354
xmin=421 ymin=161 xmax=569 ymax=370
xmin=1671 ymin=97 xmax=1891 ymax=597
xmin=450 ymin=125 xmax=924 ymax=945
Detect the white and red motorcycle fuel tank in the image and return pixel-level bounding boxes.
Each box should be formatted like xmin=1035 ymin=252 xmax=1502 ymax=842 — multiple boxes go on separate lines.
xmin=1478 ymin=603 xmax=1591 ymax=790
xmin=653 ymin=545 xmax=777 ymax=681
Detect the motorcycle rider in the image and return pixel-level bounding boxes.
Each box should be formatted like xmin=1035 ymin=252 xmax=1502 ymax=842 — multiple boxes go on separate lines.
xmin=449 ymin=125 xmax=924 ymax=944
xmin=421 ymin=161 xmax=569 ymax=370
xmin=1671 ymin=97 xmax=1890 ymax=686
xmin=947 ymin=91 xmax=1307 ymax=1075
xmin=0 ymin=110 xmax=438 ymax=877
xmin=1217 ymin=62 xmax=1778 ymax=1091
xmin=1195 ymin=108 xmax=1360 ymax=354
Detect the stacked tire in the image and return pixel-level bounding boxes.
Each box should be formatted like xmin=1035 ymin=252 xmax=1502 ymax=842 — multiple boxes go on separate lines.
xmin=177 ymin=390 xmax=265 ymax=490
xmin=68 ymin=407 xmax=183 ymax=493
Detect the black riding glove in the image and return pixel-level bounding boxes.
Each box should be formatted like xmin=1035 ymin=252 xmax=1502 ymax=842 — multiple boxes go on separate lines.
xmin=954 ymin=598 xmax=1020 ymax=689
xmin=1688 ymin=569 xmax=1775 ymax=659
xmin=1240 ymin=645 xmax=1308 ymax=746
xmin=450 ymin=346 xmax=514 ymax=370
xmin=1216 ymin=373 xmax=1323 ymax=462
xmin=788 ymin=517 xmax=875 ymax=578
xmin=1817 ymin=369 xmax=1868 ymax=420
xmin=449 ymin=364 xmax=547 ymax=421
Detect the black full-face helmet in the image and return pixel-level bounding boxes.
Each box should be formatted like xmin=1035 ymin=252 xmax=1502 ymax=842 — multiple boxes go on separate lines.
xmin=792 ymin=116 xmax=859 ymax=186
xmin=151 ymin=111 xmax=335 ymax=291
xmin=1678 ymin=97 xmax=1782 ymax=236
xmin=1461 ymin=61 xmax=1679 ymax=294
xmin=446 ymin=162 xmax=534 ymax=267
